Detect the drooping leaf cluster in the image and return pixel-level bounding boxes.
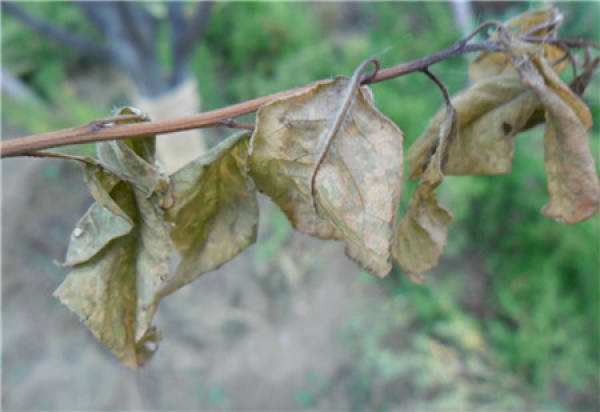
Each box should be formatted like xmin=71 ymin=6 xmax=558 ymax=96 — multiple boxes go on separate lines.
xmin=54 ymin=8 xmax=600 ymax=368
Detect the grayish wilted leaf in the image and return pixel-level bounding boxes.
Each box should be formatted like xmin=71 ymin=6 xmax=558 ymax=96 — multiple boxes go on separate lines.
xmin=55 ymin=107 xmax=171 ymax=369
xmin=161 ymin=132 xmax=258 ymax=298
xmin=512 ymin=45 xmax=599 ymax=223
xmin=249 ymin=77 xmax=403 ymax=277
xmin=393 ymin=110 xmax=454 ymax=279
xmin=408 ymin=74 xmax=540 ymax=179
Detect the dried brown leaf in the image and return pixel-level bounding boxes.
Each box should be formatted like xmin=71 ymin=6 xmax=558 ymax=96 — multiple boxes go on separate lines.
xmin=407 ymin=73 xmax=540 ymax=179
xmin=393 ymin=110 xmax=454 ymax=279
xmin=469 ymin=8 xmax=568 ymax=82
xmin=55 ymin=176 xmax=167 ymax=369
xmin=55 ymin=108 xmax=172 ymax=369
xmin=161 ymin=132 xmax=258 ymax=298
xmin=248 ymin=77 xmax=403 ymax=277
xmin=513 ymin=49 xmax=599 ymax=223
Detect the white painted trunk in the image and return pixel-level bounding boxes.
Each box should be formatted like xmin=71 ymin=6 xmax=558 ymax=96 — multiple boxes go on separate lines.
xmin=134 ymin=77 xmax=206 ymax=174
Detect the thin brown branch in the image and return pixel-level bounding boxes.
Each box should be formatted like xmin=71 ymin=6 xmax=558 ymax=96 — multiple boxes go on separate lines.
xmin=555 ymin=40 xmax=578 ymax=80
xmin=420 ymin=67 xmax=456 ymax=170
xmin=421 ymin=68 xmax=451 ymax=111
xmin=570 ymin=56 xmax=600 ymax=96
xmin=1 ymin=38 xmax=501 ymax=159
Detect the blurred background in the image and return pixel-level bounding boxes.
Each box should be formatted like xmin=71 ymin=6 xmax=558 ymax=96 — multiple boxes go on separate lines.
xmin=2 ymin=1 xmax=599 ymax=410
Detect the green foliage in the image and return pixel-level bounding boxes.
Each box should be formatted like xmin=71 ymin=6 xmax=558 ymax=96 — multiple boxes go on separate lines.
xmin=449 ymin=127 xmax=600 ymax=397
xmin=339 ymin=276 xmax=538 ymax=410
xmin=1 ymin=3 xmax=98 ymax=75
xmin=205 ymin=2 xmax=322 ymax=100
xmin=2 ymin=3 xmax=107 ymax=154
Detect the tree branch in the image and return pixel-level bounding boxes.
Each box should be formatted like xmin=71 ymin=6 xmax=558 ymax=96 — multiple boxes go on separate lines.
xmin=2 ymin=2 xmax=111 ymax=60
xmin=117 ymin=2 xmax=157 ymax=59
xmin=188 ymin=2 xmax=214 ymax=45
xmin=0 ymin=40 xmax=501 ymax=158
xmin=168 ymin=2 xmax=188 ymax=86
xmin=76 ymin=1 xmax=168 ymax=97
xmin=75 ymin=1 xmax=115 ymax=38
xmin=169 ymin=1 xmax=214 ymax=86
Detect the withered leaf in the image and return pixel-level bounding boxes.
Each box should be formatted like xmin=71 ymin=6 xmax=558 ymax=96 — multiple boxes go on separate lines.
xmin=55 ymin=107 xmax=172 ymax=369
xmin=62 ymin=176 xmax=132 ymax=266
xmin=161 ymin=132 xmax=258 ymax=298
xmin=469 ymin=8 xmax=568 ymax=82
xmin=407 ymin=73 xmax=540 ymax=179
xmin=248 ymin=77 xmax=403 ymax=277
xmin=393 ymin=110 xmax=454 ymax=279
xmin=96 ymin=138 xmax=168 ymax=198
xmin=514 ymin=49 xmax=599 ymax=223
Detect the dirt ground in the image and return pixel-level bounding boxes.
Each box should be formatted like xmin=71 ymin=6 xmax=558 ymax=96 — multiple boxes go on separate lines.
xmin=2 ymin=155 xmax=385 ymax=410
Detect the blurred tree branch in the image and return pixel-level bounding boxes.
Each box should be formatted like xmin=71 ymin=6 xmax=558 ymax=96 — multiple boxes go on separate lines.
xmin=1 ymin=2 xmax=110 ymax=60
xmin=4 ymin=1 xmax=213 ymax=98
xmin=169 ymin=2 xmax=214 ymax=86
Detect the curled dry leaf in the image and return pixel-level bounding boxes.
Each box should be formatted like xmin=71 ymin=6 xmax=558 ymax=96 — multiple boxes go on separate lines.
xmin=393 ymin=109 xmax=454 ymax=279
xmin=56 ymin=166 xmax=171 ymax=369
xmin=161 ymin=131 xmax=258 ymax=298
xmin=510 ymin=42 xmax=599 ymax=223
xmin=407 ymin=73 xmax=540 ymax=179
xmin=248 ymin=76 xmax=403 ymax=277
xmin=469 ymin=8 xmax=568 ymax=82
xmin=55 ymin=108 xmax=172 ymax=369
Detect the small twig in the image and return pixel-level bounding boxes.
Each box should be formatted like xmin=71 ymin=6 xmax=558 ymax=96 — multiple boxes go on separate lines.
xmin=528 ymin=35 xmax=580 ymax=81
xmin=461 ymin=20 xmax=507 ymax=45
xmin=550 ymin=52 xmax=570 ymax=68
xmin=554 ymin=40 xmax=578 ymax=80
xmin=309 ymin=57 xmax=380 ymax=213
xmin=583 ymin=47 xmax=591 ymax=67
xmin=570 ymin=56 xmax=600 ymax=96
xmin=421 ymin=68 xmax=451 ymax=110
xmin=420 ymin=67 xmax=456 ymax=169
xmin=359 ymin=59 xmax=381 ymax=84
xmin=220 ymin=118 xmax=255 ymax=131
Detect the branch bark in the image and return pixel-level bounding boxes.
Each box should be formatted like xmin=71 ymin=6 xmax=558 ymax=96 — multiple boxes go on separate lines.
xmin=0 ymin=39 xmax=500 ymax=158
